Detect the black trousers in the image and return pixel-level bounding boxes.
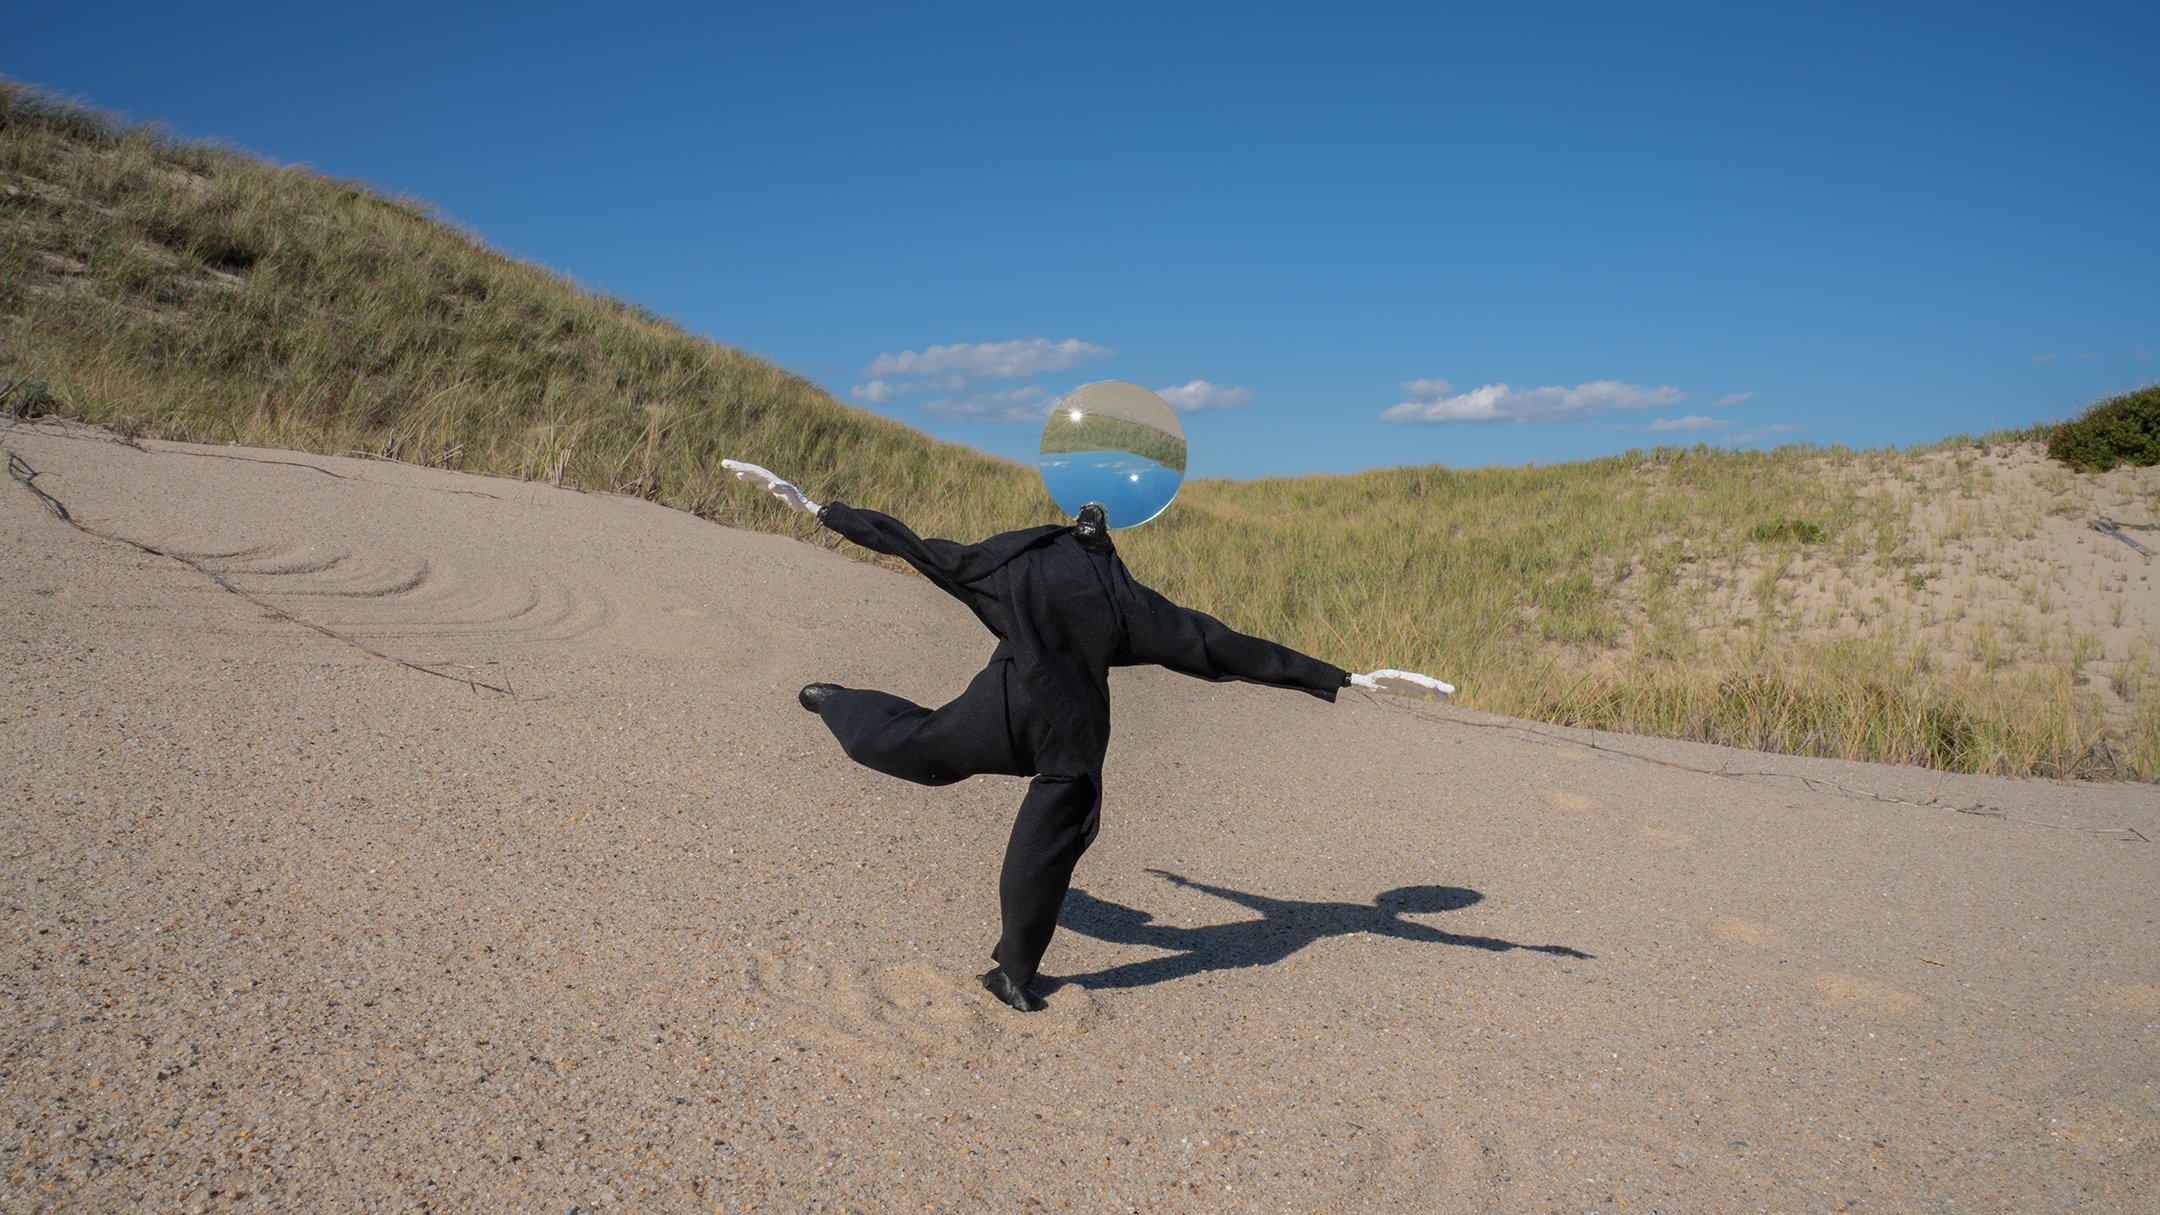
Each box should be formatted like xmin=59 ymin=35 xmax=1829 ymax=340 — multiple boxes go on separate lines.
xmin=814 ymin=660 xmax=1100 ymax=988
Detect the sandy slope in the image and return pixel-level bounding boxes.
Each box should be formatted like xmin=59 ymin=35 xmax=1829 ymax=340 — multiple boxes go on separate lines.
xmin=3 ymin=420 xmax=2155 ymax=1213
xmin=1662 ymin=441 xmax=2160 ymax=765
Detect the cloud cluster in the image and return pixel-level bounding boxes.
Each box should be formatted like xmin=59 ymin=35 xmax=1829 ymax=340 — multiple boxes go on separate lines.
xmin=1154 ymin=380 xmax=1254 ymax=414
xmin=1382 ymin=379 xmax=1685 ymax=424
xmin=852 ymin=338 xmax=1114 ymax=407
xmin=864 ymin=337 xmax=1113 ymax=380
xmin=1731 ymin=422 xmax=1799 ymax=444
xmin=848 ymin=338 xmax=1258 ymax=425
xmin=1649 ymin=386 xmax=1756 ymax=434
xmin=1647 ymin=415 xmax=1727 ymax=433
xmin=921 ymin=385 xmax=1060 ymax=424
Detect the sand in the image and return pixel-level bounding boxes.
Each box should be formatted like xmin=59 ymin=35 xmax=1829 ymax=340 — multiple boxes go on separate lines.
xmin=3 ymin=419 xmax=2155 ymax=1213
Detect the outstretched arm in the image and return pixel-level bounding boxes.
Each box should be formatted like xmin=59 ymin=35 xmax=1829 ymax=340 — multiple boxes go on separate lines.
xmin=1148 ymin=868 xmax=1285 ymax=916
xmin=721 ymin=460 xmax=967 ymax=582
xmin=722 ymin=462 xmax=1051 ymax=614
xmin=1120 ymin=581 xmax=1453 ymax=702
xmin=722 ymin=458 xmax=960 ymax=582
xmin=1382 ymin=919 xmax=1592 ymax=957
xmin=725 ymin=460 xmax=954 ymax=575
xmin=1120 ymin=582 xmax=1348 ymax=700
xmin=813 ymin=501 xmax=984 ymax=589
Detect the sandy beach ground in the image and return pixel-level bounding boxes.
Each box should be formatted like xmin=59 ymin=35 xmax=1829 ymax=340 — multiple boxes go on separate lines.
xmin=3 ymin=420 xmax=2155 ymax=1213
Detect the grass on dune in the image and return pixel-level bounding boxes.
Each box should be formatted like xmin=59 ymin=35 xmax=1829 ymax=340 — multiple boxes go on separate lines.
xmin=4 ymin=82 xmax=2154 ymax=780
xmin=0 ymin=82 xmax=1040 ymax=545
xmin=1134 ymin=441 xmax=2156 ymax=778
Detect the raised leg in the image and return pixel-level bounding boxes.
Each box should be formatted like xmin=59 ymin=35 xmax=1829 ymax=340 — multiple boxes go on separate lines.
xmin=811 ymin=660 xmax=1025 ymax=787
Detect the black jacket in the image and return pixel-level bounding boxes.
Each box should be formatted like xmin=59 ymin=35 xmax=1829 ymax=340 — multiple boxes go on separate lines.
xmin=819 ymin=503 xmax=1346 ymax=777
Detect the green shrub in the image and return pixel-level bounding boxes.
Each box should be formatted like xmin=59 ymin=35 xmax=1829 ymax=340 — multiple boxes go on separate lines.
xmin=2048 ymin=382 xmax=2160 ymax=472
xmin=1751 ymin=518 xmax=1827 ymax=544
xmin=1 ymin=376 xmax=57 ymax=417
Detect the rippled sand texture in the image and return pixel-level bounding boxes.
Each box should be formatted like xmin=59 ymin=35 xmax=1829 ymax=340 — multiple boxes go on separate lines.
xmin=4 ymin=420 xmax=2156 ymax=1213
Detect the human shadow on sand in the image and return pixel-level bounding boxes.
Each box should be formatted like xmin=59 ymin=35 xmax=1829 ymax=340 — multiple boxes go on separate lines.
xmin=1053 ymin=868 xmax=1592 ymax=990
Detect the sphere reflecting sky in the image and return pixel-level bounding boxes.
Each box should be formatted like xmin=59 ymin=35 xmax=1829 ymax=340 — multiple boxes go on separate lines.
xmin=1037 ymin=381 xmax=1186 ymax=529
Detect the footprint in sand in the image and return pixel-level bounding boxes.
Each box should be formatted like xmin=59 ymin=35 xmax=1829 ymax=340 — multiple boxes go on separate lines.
xmin=1539 ymin=789 xmax=1601 ymax=813
xmin=736 ymin=953 xmax=1096 ymax=1057
xmin=1704 ymin=915 xmax=1773 ymax=946
xmin=1637 ymin=825 xmax=1696 ymax=848
xmin=1813 ymin=972 xmax=1920 ymax=1015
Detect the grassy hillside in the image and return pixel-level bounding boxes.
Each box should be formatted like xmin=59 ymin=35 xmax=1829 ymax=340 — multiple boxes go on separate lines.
xmin=0 ymin=82 xmax=1042 ymax=541
xmin=1117 ymin=444 xmax=2157 ymax=780
xmin=4 ymin=83 xmax=2154 ymax=779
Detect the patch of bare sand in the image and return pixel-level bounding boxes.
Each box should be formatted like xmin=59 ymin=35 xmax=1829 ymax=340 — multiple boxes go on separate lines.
xmin=3 ymin=421 xmax=2156 ymax=1212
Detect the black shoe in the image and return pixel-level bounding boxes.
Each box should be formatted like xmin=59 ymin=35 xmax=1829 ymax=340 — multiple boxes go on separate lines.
xmin=798 ymin=683 xmax=844 ymax=713
xmin=978 ymin=968 xmax=1044 ymax=1013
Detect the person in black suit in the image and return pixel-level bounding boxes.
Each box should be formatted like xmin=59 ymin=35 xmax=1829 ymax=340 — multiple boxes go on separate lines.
xmin=723 ymin=460 xmax=1448 ymax=1012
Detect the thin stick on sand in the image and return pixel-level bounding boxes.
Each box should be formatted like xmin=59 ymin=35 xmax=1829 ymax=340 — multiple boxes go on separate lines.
xmin=6 ymin=449 xmax=515 ymax=697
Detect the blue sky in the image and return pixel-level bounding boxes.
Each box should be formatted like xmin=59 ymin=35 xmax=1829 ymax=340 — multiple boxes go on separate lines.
xmin=9 ymin=1 xmax=2156 ymax=478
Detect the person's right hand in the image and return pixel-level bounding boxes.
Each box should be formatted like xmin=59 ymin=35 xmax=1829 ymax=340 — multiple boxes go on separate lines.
xmin=721 ymin=459 xmax=821 ymax=514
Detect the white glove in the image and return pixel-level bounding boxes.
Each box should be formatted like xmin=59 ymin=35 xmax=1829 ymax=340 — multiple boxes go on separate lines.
xmin=721 ymin=459 xmax=822 ymax=514
xmin=1350 ymin=668 xmax=1455 ymax=699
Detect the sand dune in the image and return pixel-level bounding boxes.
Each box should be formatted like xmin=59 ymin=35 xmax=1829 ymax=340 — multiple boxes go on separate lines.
xmin=4 ymin=420 xmax=2155 ymax=1212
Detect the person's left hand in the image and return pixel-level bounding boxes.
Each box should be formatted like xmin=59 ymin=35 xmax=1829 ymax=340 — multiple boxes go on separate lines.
xmin=1350 ymin=668 xmax=1455 ymax=698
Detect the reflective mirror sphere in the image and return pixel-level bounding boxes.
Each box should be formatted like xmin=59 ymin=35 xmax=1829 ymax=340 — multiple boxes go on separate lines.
xmin=1037 ymin=381 xmax=1187 ymax=529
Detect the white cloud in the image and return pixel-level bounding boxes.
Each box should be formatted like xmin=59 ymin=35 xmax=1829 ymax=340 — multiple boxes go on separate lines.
xmin=1712 ymin=392 xmax=1755 ymax=407
xmin=922 ymin=385 xmax=1058 ymax=424
xmin=1731 ymin=423 xmax=1800 ymax=445
xmin=852 ymin=337 xmax=1115 ymax=422
xmin=2027 ymin=352 xmax=2058 ymax=366
xmin=1154 ymin=380 xmax=1254 ymax=414
xmin=862 ymin=337 xmax=1114 ymax=383
xmin=1648 ymin=415 xmax=1729 ymax=433
xmin=1381 ymin=379 xmax=1685 ymax=424
xmin=850 ymin=379 xmax=898 ymax=404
